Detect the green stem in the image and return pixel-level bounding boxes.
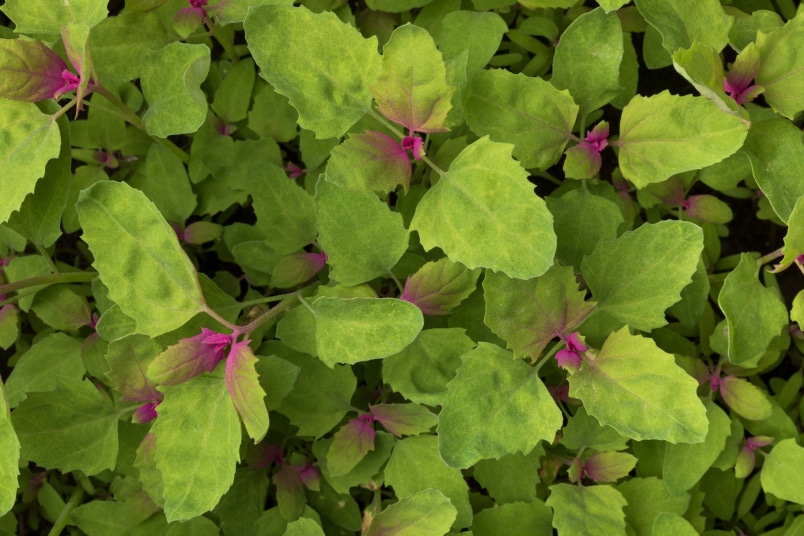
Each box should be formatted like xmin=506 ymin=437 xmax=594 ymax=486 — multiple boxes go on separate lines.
xmin=0 ymin=271 xmax=97 ymax=297
xmin=203 ymin=305 xmax=240 ymax=332
xmin=534 ymin=341 xmax=562 ymax=373
xmin=72 ymin=471 xmax=96 ymax=496
xmin=206 ymin=19 xmax=239 ymax=64
xmin=239 ymin=293 xmax=300 ymax=337
xmin=756 ymin=247 xmax=784 ymax=267
xmin=369 ymin=109 xmax=404 ymax=138
xmin=51 ymin=98 xmax=77 ymax=121
xmin=35 ymin=245 xmax=60 ymax=275
xmin=47 ymin=487 xmax=84 ymax=536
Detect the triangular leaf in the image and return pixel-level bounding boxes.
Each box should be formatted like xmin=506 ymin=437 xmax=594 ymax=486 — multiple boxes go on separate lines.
xmin=325 ymin=131 xmax=411 ymax=197
xmin=399 ymin=257 xmax=480 ymax=316
xmin=326 ymin=418 xmax=376 ymax=477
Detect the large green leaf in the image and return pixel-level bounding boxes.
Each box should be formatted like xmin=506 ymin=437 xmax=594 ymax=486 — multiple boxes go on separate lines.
xmin=0 ymin=99 xmax=61 ymax=225
xmin=484 ymin=264 xmax=597 ymax=361
xmin=634 ymin=0 xmax=732 ymax=54
xmin=568 ymin=327 xmax=708 ymax=443
xmin=141 ymin=43 xmax=210 ymax=138
xmin=581 ymin=221 xmax=702 ymax=331
xmin=151 ymin=374 xmax=241 ymax=522
xmin=551 ymin=8 xmax=623 ymax=116
xmin=613 ymin=91 xmax=748 ymax=188
xmin=11 ymin=378 xmax=118 ymax=475
xmin=546 ymin=484 xmax=627 ymax=536
xmin=438 ymin=343 xmax=562 ymax=469
xmin=411 ymin=137 xmax=556 ymax=279
xmin=315 ymin=179 xmax=409 ymax=286
xmin=464 ymin=70 xmax=577 ymax=169
xmin=244 ymin=5 xmax=381 ymax=138
xmin=760 ymin=439 xmax=804 ymax=505
xmin=364 ymin=488 xmax=457 ymax=536
xmin=755 ymin=13 xmax=804 ymax=120
xmin=718 ymin=253 xmax=788 ymax=367
xmin=0 ymin=378 xmax=19 ymax=516
xmin=311 ymin=297 xmax=423 ymax=367
xmin=438 ymin=11 xmax=508 ymax=77
xmin=741 ymin=119 xmax=804 ymax=224
xmin=1 ymin=0 xmax=106 ymax=34
xmin=76 ymin=181 xmax=205 ymax=337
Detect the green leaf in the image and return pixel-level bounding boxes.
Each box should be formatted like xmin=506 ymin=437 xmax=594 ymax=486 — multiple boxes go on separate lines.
xmin=438 ymin=343 xmax=562 ymax=468
xmin=671 ymin=42 xmax=735 ymax=114
xmin=568 ymin=327 xmax=708 ymax=443
xmin=382 ymin=328 xmax=475 ymax=406
xmin=364 ymin=488 xmax=457 ymax=536
xmin=1 ymin=0 xmax=107 ymax=34
xmin=546 ymin=484 xmax=627 ymax=536
xmin=584 ymin=452 xmax=637 ymax=483
xmin=616 ymin=477 xmax=690 ymax=536
xmin=613 ymin=92 xmax=748 ymax=188
xmin=209 ymin=0 xmax=294 ymax=26
xmin=106 ymin=334 xmax=162 ymax=402
xmin=315 ymin=179 xmax=409 ymax=286
xmin=778 ymin=197 xmax=804 ymax=271
xmin=325 ymin=131 xmax=411 ymax=197
xmin=634 ymin=0 xmax=731 ymax=54
xmin=411 ymin=137 xmax=556 ymax=279
xmin=718 ymin=375 xmax=772 ymax=421
xmin=473 ymin=448 xmax=544 ymax=504
xmin=282 ymin=517 xmax=325 ymax=536
xmin=311 ymin=297 xmax=423 ymax=367
xmin=484 ymin=264 xmax=596 ymax=361
xmin=151 ymin=374 xmax=241 ymax=522
xmin=662 ymin=399 xmax=731 ymax=495
xmin=597 ymin=0 xmax=630 ymax=12
xmin=438 ymin=11 xmax=508 ymax=77
xmin=761 ymin=438 xmax=804 ymax=505
xmin=385 ymin=436 xmax=470 ymax=528
xmin=367 ymin=0 xmax=434 ymax=11
xmin=226 ymin=343 xmax=269 ymax=443
xmin=369 ymin=403 xmax=437 ymax=437
xmin=245 ymin=5 xmax=381 ymax=139
xmin=249 ymin=81 xmax=298 ymax=143
xmin=581 ymin=221 xmax=703 ymax=331
xmin=5 ymin=333 xmax=85 ymax=408
xmin=141 ymin=43 xmax=211 ymax=138
xmin=472 ymin=500 xmax=553 ymax=536
xmin=400 ymin=257 xmax=480 ymax=316
xmin=255 ymin=354 xmax=300 ymax=412
xmin=755 ymin=14 xmax=804 ymax=120
xmin=551 ymin=8 xmax=623 ymax=116
xmin=560 ymin=406 xmax=630 ymax=452
xmin=741 ymin=119 xmax=804 ymax=224
xmin=211 ymin=58 xmax=256 ymax=124
xmin=129 ymin=143 xmax=197 ymax=225
xmin=76 ymin=181 xmax=205 ymax=337
xmin=0 ymin=378 xmax=19 ymax=516
xmin=0 ymin=39 xmax=67 ymax=102
xmin=371 ymin=24 xmax=453 ymax=133
xmin=71 ymin=500 xmax=155 ymax=536
xmin=315 ymin=431 xmax=394 ymax=495
xmin=12 ymin=378 xmax=118 ymax=475
xmin=326 ymin=419 xmax=376 ymax=477
xmin=0 ymin=100 xmax=61 ymax=226
xmin=464 ymin=70 xmax=578 ymax=169
xmin=718 ymin=253 xmax=788 ymax=367
xmin=652 ymin=512 xmax=699 ymax=536
xmin=31 ymin=283 xmax=90 ymax=332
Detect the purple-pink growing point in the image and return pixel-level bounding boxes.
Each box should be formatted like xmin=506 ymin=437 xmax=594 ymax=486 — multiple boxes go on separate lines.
xmin=401 ymin=135 xmax=425 ymax=160
xmin=132 ymin=401 xmax=160 ymax=424
xmin=53 ymin=69 xmax=81 ymax=99
xmin=555 ymin=331 xmax=587 ymax=372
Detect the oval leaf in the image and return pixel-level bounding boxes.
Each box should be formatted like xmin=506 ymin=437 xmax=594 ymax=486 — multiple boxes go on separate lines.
xmin=365 ymin=488 xmax=457 ymax=536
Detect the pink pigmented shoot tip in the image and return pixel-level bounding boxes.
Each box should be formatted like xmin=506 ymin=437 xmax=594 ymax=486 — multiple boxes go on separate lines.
xmin=132 ymin=402 xmax=159 ymax=424
xmin=189 ymin=0 xmax=207 ymax=6
xmin=285 ymin=162 xmax=306 ymax=179
xmin=401 ymin=135 xmax=425 ymax=160
xmin=53 ymin=69 xmax=81 ymax=99
xmin=746 ymin=436 xmax=774 ymax=450
xmin=709 ymin=374 xmax=721 ymax=393
xmin=358 ymin=413 xmax=375 ymax=426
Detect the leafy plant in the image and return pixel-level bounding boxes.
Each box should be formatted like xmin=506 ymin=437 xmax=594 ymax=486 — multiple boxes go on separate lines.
xmin=0 ymin=0 xmax=803 ymax=535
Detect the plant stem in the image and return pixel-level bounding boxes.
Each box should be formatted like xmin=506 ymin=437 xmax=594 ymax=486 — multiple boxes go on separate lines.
xmin=47 ymin=487 xmax=84 ymax=536
xmin=239 ymin=293 xmax=300 ymax=337
xmin=35 ymin=244 xmax=60 ymax=275
xmin=534 ymin=341 xmax=562 ymax=373
xmin=203 ymin=305 xmax=240 ymax=332
xmin=0 ymin=271 xmax=97 ymax=297
xmin=51 ymin=98 xmax=77 ymax=121
xmin=756 ymin=247 xmax=784 ymax=267
xmin=369 ymin=109 xmax=404 ymax=138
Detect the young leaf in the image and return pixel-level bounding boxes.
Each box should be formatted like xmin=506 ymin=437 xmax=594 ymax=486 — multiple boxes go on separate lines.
xmin=760 ymin=438 xmax=804 ymax=505
xmin=683 ymin=194 xmax=733 ymax=224
xmin=0 ymin=379 xmax=20 ymax=516
xmin=718 ymin=254 xmax=788 ymax=367
xmin=151 ymin=374 xmax=241 ymax=522
xmin=652 ymin=512 xmax=700 ymax=536
xmin=369 ymin=403 xmax=437 ymax=437
xmin=105 ymin=334 xmax=163 ymax=402
xmin=438 ymin=343 xmax=562 ymax=469
xmin=364 ymin=488 xmax=457 ymax=536
xmin=244 ymin=5 xmax=381 ymax=139
xmin=271 ymin=462 xmax=306 ymax=521
xmin=483 ymin=264 xmax=596 ymax=361
xmin=613 ymin=91 xmax=748 ymax=188
xmin=0 ymin=100 xmax=61 ymax=225
xmin=616 ymin=477 xmax=690 ymax=535
xmin=777 ymin=197 xmax=804 ymax=271
xmin=546 ymin=483 xmax=627 ymax=536
xmin=671 ymin=42 xmax=735 ymax=113
xmin=473 ymin=449 xmax=544 ymax=505
xmin=411 ymin=137 xmax=557 ymax=279
xmin=464 ymin=70 xmax=578 ymax=169
xmin=634 ymin=0 xmax=732 ymax=54
xmin=325 ymin=131 xmax=412 ymax=197
xmin=311 ymin=297 xmax=423 ymax=367
xmin=718 ymin=376 xmax=773 ymax=421
xmin=211 ymin=57 xmax=256 ymax=124
xmin=755 ymin=13 xmax=804 ymax=120
xmin=583 ymin=452 xmax=637 ymax=483
xmin=141 ymin=42 xmax=211 ymax=138
xmin=581 ymin=221 xmax=703 ymax=331
xmin=225 ymin=342 xmax=269 ymax=443
xmin=326 ymin=418 xmax=376 ymax=477
xmin=282 ymin=517 xmax=326 ymax=536
xmin=76 ymin=181 xmax=205 ymax=337
xmin=399 ymin=257 xmax=480 ymax=316
xmin=568 ymin=327 xmax=708 ymax=443
xmin=560 ymin=406 xmax=630 ymax=452
xmin=1 ymin=0 xmax=107 ymax=35
xmin=0 ymin=39 xmax=68 ymax=102
xmin=370 ymin=23 xmax=454 ymax=133
xmin=12 ymin=378 xmax=118 ymax=475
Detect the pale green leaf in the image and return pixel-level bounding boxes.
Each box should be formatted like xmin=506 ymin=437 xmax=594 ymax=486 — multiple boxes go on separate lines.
xmin=761 ymin=438 xmax=804 ymax=505
xmin=438 ymin=343 xmax=562 ymax=468
xmin=472 ymin=500 xmax=553 ymax=536
xmin=282 ymin=517 xmax=325 ymax=536
xmin=128 ymin=143 xmax=197 ymax=225
xmin=152 ymin=374 xmax=241 ymax=522
xmin=76 ymin=181 xmax=205 ymax=337
xmin=315 ymin=431 xmax=395 ymax=495
xmin=718 ymin=253 xmax=788 ymax=367
xmin=634 ymin=0 xmax=732 ymax=53
xmin=364 ymin=488 xmax=457 ymax=536
xmin=438 ymin=11 xmax=508 ymax=76
xmin=367 ymin=0 xmax=434 ymax=11
xmin=248 ymin=81 xmax=298 ymax=142
xmin=411 ymin=137 xmax=556 ymax=279
xmin=560 ymin=406 xmax=630 ymax=452
xmin=568 ymin=327 xmax=708 ymax=443
xmin=616 ymin=477 xmax=690 ymax=536
xmin=597 ymin=0 xmax=630 ymax=12
xmin=324 ymin=131 xmax=411 ymax=197
xmin=211 ymin=58 xmax=256 ymax=124
xmin=464 ymin=70 xmax=577 ymax=169
xmin=756 ymin=13 xmax=804 ymax=120
xmin=400 ymin=257 xmax=480 ymax=316
xmin=778 ymin=196 xmax=804 ymax=271
xmin=652 ymin=512 xmax=698 ymax=536
xmin=719 ymin=375 xmax=773 ymax=421
xmin=245 ymin=5 xmax=380 ymax=138
xmin=210 ymin=0 xmax=295 ymax=29
xmin=1 ymin=0 xmax=107 ymax=34
xmin=551 ymin=8 xmax=624 ymax=116
xmin=0 ymin=378 xmax=19 ymax=516
xmin=614 ymin=91 xmax=748 ymax=188
xmin=672 ymin=42 xmax=736 ymax=114
xmin=227 ymin=344 xmax=269 ymax=443
xmin=581 ymin=221 xmax=703 ymax=331
xmin=546 ymin=483 xmax=627 ymax=536
xmin=0 ymin=100 xmax=61 ymax=226
xmin=141 ymin=43 xmax=211 ymax=138
xmin=473 ymin=449 xmax=544 ymax=504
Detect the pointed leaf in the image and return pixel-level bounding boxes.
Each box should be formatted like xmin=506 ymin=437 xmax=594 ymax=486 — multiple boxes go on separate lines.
xmin=634 ymin=0 xmax=732 ymax=54
xmin=464 ymin=70 xmax=578 ymax=169
xmin=671 ymin=42 xmax=735 ymax=113
xmin=141 ymin=42 xmax=210 ymax=138
xmin=371 ymin=24 xmax=453 ymax=133
xmin=614 ymin=91 xmax=748 ymax=188
xmin=546 ymin=483 xmax=627 ymax=536
xmin=369 ymin=403 xmax=437 ymax=437
xmin=11 ymin=378 xmax=118 ymax=475
xmin=226 ymin=342 xmax=269 ymax=443
xmin=484 ymin=264 xmax=596 ymax=361
xmin=718 ymin=253 xmax=788 ymax=367
xmin=581 ymin=221 xmax=703 ymax=331
xmin=76 ymin=181 xmax=205 ymax=337
xmin=315 ymin=179 xmax=409 ymax=286
xmin=1 ymin=0 xmax=107 ymax=34
xmin=411 ymin=137 xmax=556 ymax=279
xmin=0 ymin=39 xmax=68 ymax=102
xmin=568 ymin=327 xmax=708 ymax=443
xmin=325 ymin=131 xmax=411 ymax=197
xmin=364 ymin=488 xmax=457 ymax=536
xmin=438 ymin=343 xmax=562 ymax=468
xmin=399 ymin=257 xmax=480 ymax=316
xmin=151 ymin=374 xmax=241 ymax=522
xmin=684 ymin=194 xmax=733 ymax=224
xmin=755 ymin=14 xmax=804 ymax=120
xmin=584 ymin=452 xmax=637 ymax=483
xmin=719 ymin=375 xmax=773 ymax=421
xmin=147 ymin=329 xmax=227 ymax=387
xmin=0 ymin=99 xmax=61 ymax=225
xmin=327 ymin=418 xmax=376 ymax=477
xmin=312 ymin=297 xmax=423 ymax=367
xmin=244 ymin=5 xmax=381 ymax=138
xmin=760 ymin=438 xmax=804 ymax=505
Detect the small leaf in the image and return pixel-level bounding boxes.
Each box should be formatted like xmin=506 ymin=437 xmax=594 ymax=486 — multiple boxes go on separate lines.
xmin=584 ymin=452 xmax=637 ymax=483
xmin=271 ymin=252 xmax=326 ymax=289
xmin=369 ymin=403 xmax=437 ymax=437
xmin=225 ymin=342 xmax=269 ymax=443
xmin=399 ymin=257 xmax=480 ymax=316
xmin=325 ymin=131 xmax=411 ymax=197
xmin=561 ymin=406 xmax=630 ymax=452
xmin=105 ymin=334 xmax=162 ymax=402
xmin=546 ymin=483 xmax=627 ymax=536
xmin=272 ymin=463 xmax=306 ymax=521
xmin=326 ymin=417 xmax=376 ymax=477
xmin=718 ymin=376 xmax=773 ymax=421
xmin=364 ymin=488 xmax=457 ymax=536
xmin=616 ymin=477 xmax=690 ymax=535
xmin=760 ymin=438 xmax=804 ymax=505
xmin=672 ymin=42 xmax=735 ymax=113
xmin=438 ymin=11 xmax=508 ymax=76
xmin=683 ymin=194 xmax=733 ymax=224
xmin=0 ymin=39 xmax=68 ymax=102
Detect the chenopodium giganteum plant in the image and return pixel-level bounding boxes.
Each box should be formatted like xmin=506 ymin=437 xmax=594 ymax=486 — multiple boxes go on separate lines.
xmin=0 ymin=0 xmax=803 ymax=534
